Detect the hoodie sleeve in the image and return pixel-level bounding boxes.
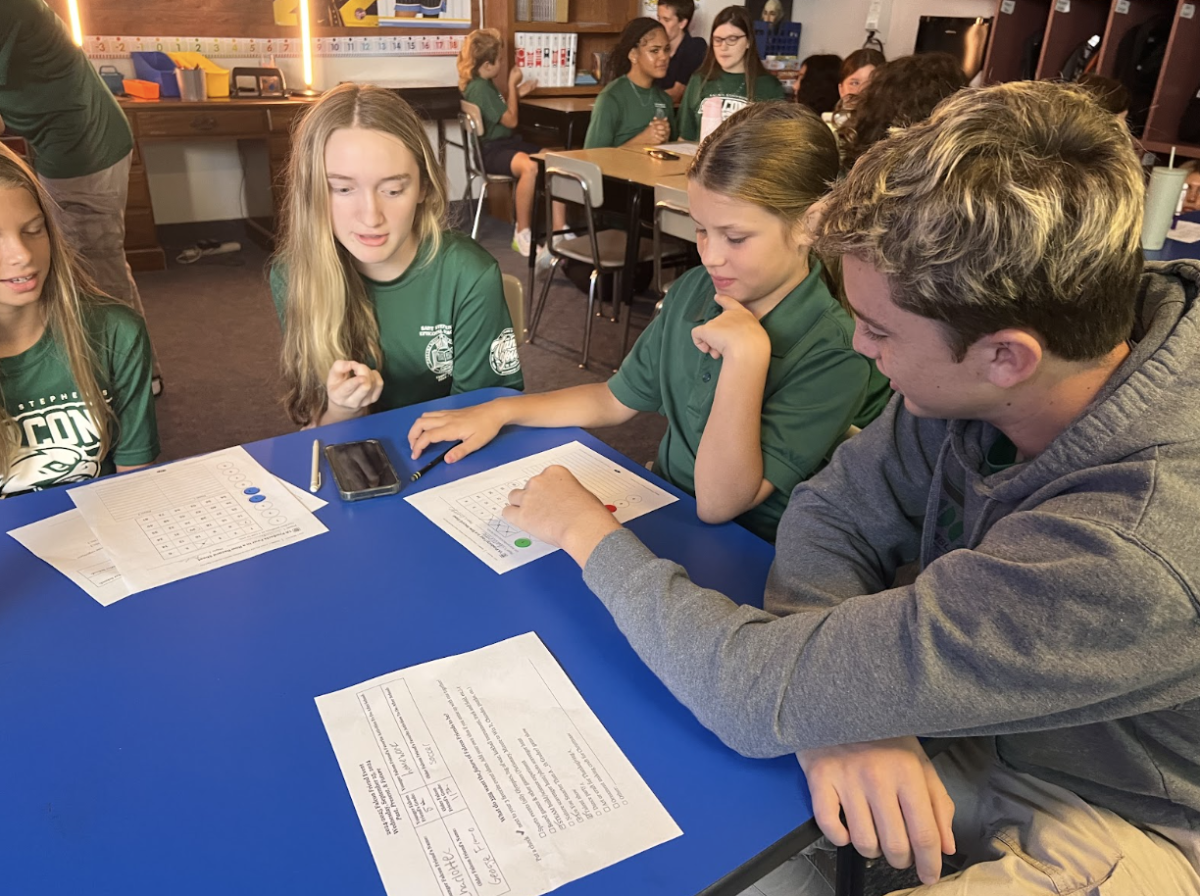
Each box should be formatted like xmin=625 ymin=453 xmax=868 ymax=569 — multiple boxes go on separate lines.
xmin=582 ymin=405 xmax=1200 ymax=759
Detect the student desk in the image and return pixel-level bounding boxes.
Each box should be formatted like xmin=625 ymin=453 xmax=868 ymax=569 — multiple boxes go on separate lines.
xmin=529 ymin=147 xmax=691 ymax=357
xmin=118 ymin=87 xmax=460 ymax=273
xmin=0 ymin=388 xmax=823 ymax=896
xmin=1145 ymin=211 xmax=1200 ymax=263
xmin=519 ymin=97 xmax=596 ymax=150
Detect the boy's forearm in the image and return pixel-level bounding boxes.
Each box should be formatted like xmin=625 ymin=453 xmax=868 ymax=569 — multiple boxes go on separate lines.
xmin=693 ymin=355 xmax=770 ymax=522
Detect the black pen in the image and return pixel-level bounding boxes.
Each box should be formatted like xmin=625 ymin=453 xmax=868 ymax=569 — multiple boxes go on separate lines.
xmin=410 ymin=443 xmax=459 ymax=482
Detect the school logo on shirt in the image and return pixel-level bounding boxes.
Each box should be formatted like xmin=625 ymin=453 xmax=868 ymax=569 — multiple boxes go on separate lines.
xmin=421 ymin=324 xmax=454 ymax=381
xmin=489 ymin=328 xmax=521 ymax=377
xmin=2 ymin=391 xmax=106 ymax=494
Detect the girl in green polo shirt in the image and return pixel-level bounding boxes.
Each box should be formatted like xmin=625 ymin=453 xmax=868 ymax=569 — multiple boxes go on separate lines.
xmin=678 ymin=6 xmax=786 ymax=142
xmin=271 ymin=84 xmax=523 ymax=429
xmin=0 ymin=145 xmax=158 ymax=496
xmin=583 ymin=18 xmax=677 ymax=149
xmin=407 ymin=103 xmax=890 ymax=542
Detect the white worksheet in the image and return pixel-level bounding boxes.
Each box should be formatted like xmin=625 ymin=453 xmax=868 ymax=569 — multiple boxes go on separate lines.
xmin=315 ymin=632 xmax=681 ymax=896
xmin=405 ymin=441 xmax=677 ymax=573
xmin=654 ymin=141 xmax=698 ymax=156
xmin=8 ymin=475 xmax=326 ymax=606
xmin=1167 ymin=220 xmax=1200 ymax=243
xmin=67 ymin=447 xmax=328 ymax=592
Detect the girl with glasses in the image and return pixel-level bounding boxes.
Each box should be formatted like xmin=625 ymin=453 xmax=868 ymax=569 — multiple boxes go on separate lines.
xmin=678 ymin=6 xmax=785 ymax=142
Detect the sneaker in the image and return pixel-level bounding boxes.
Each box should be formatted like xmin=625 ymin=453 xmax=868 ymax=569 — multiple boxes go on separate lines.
xmin=151 ymin=375 xmax=164 ymax=398
xmin=535 ymin=245 xmax=554 ymax=270
xmin=512 ymin=227 xmax=533 ymax=257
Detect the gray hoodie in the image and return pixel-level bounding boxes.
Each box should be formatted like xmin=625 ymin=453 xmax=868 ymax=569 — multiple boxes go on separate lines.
xmin=583 ymin=261 xmax=1200 ymax=832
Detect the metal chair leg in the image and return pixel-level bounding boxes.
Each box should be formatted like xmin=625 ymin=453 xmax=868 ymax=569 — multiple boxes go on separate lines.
xmin=472 ymin=182 xmax=489 ymax=240
xmin=617 ymin=287 xmax=635 ymax=370
xmin=609 ymin=270 xmax=622 ymax=323
xmin=581 ymin=269 xmax=598 ymax=368
xmin=527 ymin=257 xmax=560 ymax=344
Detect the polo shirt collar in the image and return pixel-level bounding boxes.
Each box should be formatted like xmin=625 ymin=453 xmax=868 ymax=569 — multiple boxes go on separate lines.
xmin=690 ymin=259 xmax=830 ymax=358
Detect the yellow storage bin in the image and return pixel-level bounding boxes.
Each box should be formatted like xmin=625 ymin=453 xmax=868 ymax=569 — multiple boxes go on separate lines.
xmin=166 ymin=52 xmax=230 ymax=98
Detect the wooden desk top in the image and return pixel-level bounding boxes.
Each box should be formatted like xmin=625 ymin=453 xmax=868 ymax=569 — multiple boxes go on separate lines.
xmin=520 ymin=97 xmax=596 ymax=113
xmin=118 ymin=96 xmax=317 ymax=111
xmin=539 ymin=146 xmax=690 ymax=187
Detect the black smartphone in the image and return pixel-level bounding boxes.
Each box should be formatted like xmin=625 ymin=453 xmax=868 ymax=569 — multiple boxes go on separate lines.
xmin=647 ymin=149 xmax=680 ymax=161
xmin=324 ymin=439 xmax=402 ymax=501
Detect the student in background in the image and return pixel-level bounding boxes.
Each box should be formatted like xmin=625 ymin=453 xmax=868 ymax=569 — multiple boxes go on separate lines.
xmin=1182 ymin=160 xmax=1200 ymax=214
xmin=584 ymin=19 xmax=676 ymax=149
xmin=656 ymin=0 xmax=707 ymax=104
xmin=678 ymin=6 xmax=787 ymax=142
xmin=409 ymin=103 xmax=890 ymax=543
xmin=839 ymin=52 xmax=967 ymax=172
xmin=827 ymin=47 xmax=886 ymax=128
xmin=271 ymin=84 xmax=522 ymax=429
xmin=500 ymin=81 xmax=1200 ymax=895
xmin=456 ymin=29 xmax=567 ymax=259
xmin=0 ymin=0 xmax=162 ymax=396
xmin=0 ymin=145 xmax=157 ymax=496
xmin=795 ymin=53 xmax=842 ymax=116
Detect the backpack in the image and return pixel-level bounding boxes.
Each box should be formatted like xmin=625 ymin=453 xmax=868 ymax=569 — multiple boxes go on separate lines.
xmin=1114 ymin=14 xmax=1172 ymax=136
xmin=1018 ymin=28 xmax=1043 ymax=80
xmin=1060 ymin=34 xmax=1101 ymax=81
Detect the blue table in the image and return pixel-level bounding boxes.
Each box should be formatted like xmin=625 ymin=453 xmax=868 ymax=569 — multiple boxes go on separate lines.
xmin=1145 ymin=210 xmax=1200 ymax=262
xmin=0 ymin=388 xmax=818 ymax=896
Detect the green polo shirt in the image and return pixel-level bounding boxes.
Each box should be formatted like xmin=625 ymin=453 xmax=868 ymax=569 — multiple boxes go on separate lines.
xmin=678 ymin=69 xmax=786 ymax=141
xmin=607 ymin=262 xmax=891 ymax=541
xmin=0 ymin=301 xmax=158 ymax=496
xmin=462 ymin=76 xmax=512 ymax=143
xmin=0 ymin=0 xmax=134 ymax=178
xmin=271 ymin=230 xmax=523 ymax=412
xmin=584 ymin=76 xmax=676 ymax=148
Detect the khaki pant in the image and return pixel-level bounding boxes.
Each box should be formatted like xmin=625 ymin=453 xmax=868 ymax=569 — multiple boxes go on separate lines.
xmin=40 ymin=153 xmax=160 ymax=376
xmin=746 ymin=739 xmax=1200 ymax=896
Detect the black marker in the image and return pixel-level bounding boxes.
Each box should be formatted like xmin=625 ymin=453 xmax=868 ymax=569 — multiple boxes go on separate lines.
xmin=410 ymin=443 xmax=459 ymax=482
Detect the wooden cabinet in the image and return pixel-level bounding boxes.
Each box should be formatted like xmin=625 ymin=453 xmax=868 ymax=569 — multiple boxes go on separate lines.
xmin=981 ymin=0 xmax=1200 ymax=159
xmin=487 ymin=0 xmax=641 ymax=96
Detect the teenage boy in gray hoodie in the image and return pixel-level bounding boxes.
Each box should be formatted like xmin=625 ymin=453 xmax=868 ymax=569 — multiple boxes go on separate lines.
xmin=500 ymin=80 xmax=1200 ymax=894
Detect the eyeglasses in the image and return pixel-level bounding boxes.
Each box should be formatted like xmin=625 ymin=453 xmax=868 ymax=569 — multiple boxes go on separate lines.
xmin=712 ymin=34 xmax=746 ymax=48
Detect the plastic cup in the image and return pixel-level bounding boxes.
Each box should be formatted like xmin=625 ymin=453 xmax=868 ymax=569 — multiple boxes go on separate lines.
xmin=1142 ymin=166 xmax=1188 ymax=251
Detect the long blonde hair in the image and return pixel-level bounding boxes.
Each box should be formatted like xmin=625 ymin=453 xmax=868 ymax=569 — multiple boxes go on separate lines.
xmin=275 ymin=83 xmax=450 ymax=426
xmin=457 ymin=29 xmax=503 ymax=92
xmin=0 ymin=145 xmax=115 ymax=480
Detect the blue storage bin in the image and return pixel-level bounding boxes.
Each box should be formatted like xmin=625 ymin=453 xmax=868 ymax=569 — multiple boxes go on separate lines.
xmin=754 ymin=21 xmax=801 ymax=59
xmin=131 ymin=51 xmax=180 ymax=97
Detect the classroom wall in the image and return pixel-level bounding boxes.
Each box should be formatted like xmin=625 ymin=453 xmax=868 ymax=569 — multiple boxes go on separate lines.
xmin=791 ymin=0 xmax=994 ymax=60
xmin=91 ymin=54 xmax=465 ymax=225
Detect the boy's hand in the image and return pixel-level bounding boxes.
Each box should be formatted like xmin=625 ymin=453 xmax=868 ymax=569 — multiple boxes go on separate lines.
xmin=325 ymin=360 xmax=383 ymax=418
xmin=407 ymin=402 xmax=506 ymax=462
xmin=691 ymin=293 xmax=771 ymax=363
xmin=503 ymin=466 xmax=621 ymax=566
xmin=796 ymin=737 xmax=956 ymax=886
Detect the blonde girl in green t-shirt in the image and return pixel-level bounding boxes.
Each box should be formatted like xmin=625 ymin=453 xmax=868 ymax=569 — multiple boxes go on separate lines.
xmin=407 ymin=103 xmax=890 ymax=541
xmin=274 ymin=84 xmax=521 ymax=428
xmin=0 ymin=144 xmax=158 ymax=495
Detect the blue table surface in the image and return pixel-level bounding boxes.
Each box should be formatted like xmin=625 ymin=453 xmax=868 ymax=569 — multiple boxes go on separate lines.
xmin=1145 ymin=210 xmax=1200 ymax=262
xmin=0 ymin=388 xmax=814 ymax=896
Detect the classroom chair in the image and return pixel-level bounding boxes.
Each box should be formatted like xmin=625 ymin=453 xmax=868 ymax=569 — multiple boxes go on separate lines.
xmin=501 ymin=273 xmax=525 ymax=338
xmin=459 ymin=100 xmax=517 ymax=240
xmin=527 ymin=153 xmax=657 ymax=368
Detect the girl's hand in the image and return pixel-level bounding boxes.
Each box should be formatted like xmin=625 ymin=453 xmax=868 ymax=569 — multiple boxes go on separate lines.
xmin=325 ymin=360 xmax=383 ymax=420
xmin=636 ymin=117 xmax=671 ymax=146
xmin=691 ymin=293 xmax=771 ymax=363
xmin=509 ymin=68 xmax=537 ymax=96
xmin=408 ymin=402 xmax=506 ymax=462
xmin=502 ymin=466 xmax=621 ymax=565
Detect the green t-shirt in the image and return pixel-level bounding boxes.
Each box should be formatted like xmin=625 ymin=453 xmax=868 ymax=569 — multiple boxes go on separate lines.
xmin=678 ymin=69 xmax=786 ymax=141
xmin=0 ymin=0 xmax=134 ymax=178
xmin=583 ymin=76 xmax=677 ymax=148
xmin=0 ymin=302 xmax=158 ymax=496
xmin=607 ymin=261 xmax=891 ymax=541
xmin=271 ymin=230 xmax=524 ymax=412
xmin=462 ymin=76 xmax=513 ymax=143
